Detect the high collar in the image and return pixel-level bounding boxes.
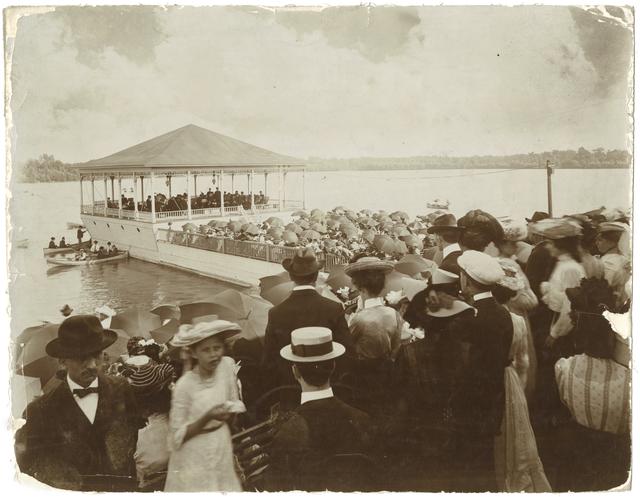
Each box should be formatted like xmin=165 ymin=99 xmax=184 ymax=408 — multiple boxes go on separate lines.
xmin=472 ymin=291 xmax=493 ymax=302
xmin=300 ymin=387 xmax=334 ymax=405
xmin=363 ymin=297 xmax=385 ymax=309
xmin=443 ymin=243 xmax=461 ymax=259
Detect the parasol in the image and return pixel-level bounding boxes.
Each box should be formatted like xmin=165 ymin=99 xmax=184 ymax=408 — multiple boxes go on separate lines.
xmin=149 ymin=319 xmax=180 ymax=343
xmin=150 ymin=304 xmax=181 ymax=322
xmin=282 ymin=230 xmax=299 ymax=244
xmin=300 ymin=229 xmax=321 ymax=241
xmin=262 ymin=281 xmax=341 ymax=306
xmin=373 ymin=234 xmax=396 ymax=255
xmin=362 ymin=229 xmax=376 ymax=244
xmin=291 ymin=210 xmax=308 ymax=218
xmin=392 ymin=226 xmax=411 ymax=237
xmin=325 ymin=264 xmax=356 ymax=291
xmin=310 ymin=222 xmax=327 ymax=234
xmin=110 ymin=309 xmax=161 ymax=338
xmin=310 ymin=208 xmax=325 ymax=218
xmin=285 ymin=222 xmax=303 ymax=234
xmin=267 ymin=227 xmax=284 ymax=241
xmin=394 ymin=254 xmax=437 ymax=277
xmin=265 ymin=217 xmax=284 ymax=227
xmin=182 ymin=222 xmax=198 ymax=232
xmin=259 ymin=271 xmax=291 ymax=292
xmin=326 ymin=219 xmax=341 ymax=229
xmin=209 ymin=290 xmax=273 ymax=341
xmin=384 ymin=271 xmax=428 ymax=300
xmin=400 ymin=234 xmax=423 ymax=249
xmin=179 ymin=302 xmax=219 ymax=325
xmin=242 ymin=223 xmax=261 ymax=236
xmin=228 ymin=221 xmax=243 ymax=233
xmin=295 ymin=219 xmax=310 ymax=230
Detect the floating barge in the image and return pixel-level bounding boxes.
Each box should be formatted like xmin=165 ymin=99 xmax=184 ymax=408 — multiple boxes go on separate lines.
xmin=78 ymin=124 xmax=343 ymax=288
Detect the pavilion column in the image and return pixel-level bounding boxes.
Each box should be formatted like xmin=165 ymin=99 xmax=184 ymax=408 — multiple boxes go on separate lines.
xmin=194 ymin=174 xmax=198 ymax=196
xmin=302 ymin=168 xmax=307 ymax=210
xmin=103 ymin=175 xmax=108 ymax=216
xmin=118 ymin=174 xmax=122 ymax=218
xmin=91 ymin=177 xmax=95 ymax=215
xmin=110 ymin=176 xmax=115 ymax=202
xmin=219 ymin=170 xmax=225 ymax=213
xmin=231 ymin=173 xmax=235 ymax=192
xmin=80 ymin=175 xmax=84 ymax=212
xmin=168 ymin=175 xmax=172 ymax=198
xmin=186 ymin=171 xmax=192 ymax=220
xmin=283 ymin=168 xmax=287 ymax=209
xmin=133 ymin=174 xmax=139 ymax=219
xmin=150 ymin=171 xmax=156 ymax=222
xmin=264 ymin=172 xmax=268 ymax=197
xmin=250 ymin=171 xmax=255 ymax=210
xmin=278 ymin=166 xmax=283 ymax=211
xmin=140 ymin=176 xmax=145 ymax=204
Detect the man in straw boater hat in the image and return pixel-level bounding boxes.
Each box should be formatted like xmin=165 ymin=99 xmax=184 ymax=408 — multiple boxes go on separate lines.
xmin=263 ymin=248 xmax=353 ymax=393
xmin=15 ymin=315 xmax=141 ymax=491
xmin=448 ymin=250 xmax=514 ymax=492
xmin=264 ymin=327 xmax=373 ymax=491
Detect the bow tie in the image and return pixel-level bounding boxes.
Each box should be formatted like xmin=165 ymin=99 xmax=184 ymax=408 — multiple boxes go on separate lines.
xmin=73 ymin=387 xmax=99 ymax=398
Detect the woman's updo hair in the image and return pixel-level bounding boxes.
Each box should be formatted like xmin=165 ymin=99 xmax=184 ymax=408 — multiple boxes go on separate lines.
xmin=552 ymin=236 xmax=582 ymax=262
xmin=350 ymin=270 xmax=386 ymax=296
xmin=460 ymin=228 xmax=493 ymax=252
xmin=492 ymin=283 xmax=517 ymax=305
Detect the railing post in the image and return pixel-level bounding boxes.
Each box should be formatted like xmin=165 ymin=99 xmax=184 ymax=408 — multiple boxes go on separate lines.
xmin=186 ymin=171 xmax=192 ymax=220
xmin=250 ymin=169 xmax=255 ymax=211
xmin=133 ymin=174 xmax=139 ymax=220
xmin=118 ymin=173 xmax=122 ymax=218
xmin=80 ymin=175 xmax=84 ymax=213
xmin=220 ymin=169 xmax=225 ymax=214
xmin=91 ymin=177 xmax=95 ymax=215
xmin=283 ymin=168 xmax=287 ymax=209
xmin=150 ymin=171 xmax=156 ymax=223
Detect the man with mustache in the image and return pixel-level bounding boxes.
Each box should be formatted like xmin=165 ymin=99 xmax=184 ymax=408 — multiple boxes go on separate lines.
xmin=15 ymin=315 xmax=142 ymax=491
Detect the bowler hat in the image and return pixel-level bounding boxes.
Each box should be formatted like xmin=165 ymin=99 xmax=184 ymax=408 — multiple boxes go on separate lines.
xmin=282 ymin=247 xmax=323 ymax=276
xmin=46 ymin=315 xmax=118 ymax=359
xmin=427 ymin=213 xmax=464 ymax=234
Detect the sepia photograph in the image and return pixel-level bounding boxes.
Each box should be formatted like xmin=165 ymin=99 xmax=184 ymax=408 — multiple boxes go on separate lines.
xmin=4 ymin=3 xmax=633 ymax=493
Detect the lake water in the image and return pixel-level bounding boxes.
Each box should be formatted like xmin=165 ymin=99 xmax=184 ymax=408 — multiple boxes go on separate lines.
xmin=8 ymin=168 xmax=631 ymax=336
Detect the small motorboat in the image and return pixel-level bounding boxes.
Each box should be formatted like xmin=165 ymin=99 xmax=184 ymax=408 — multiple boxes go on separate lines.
xmin=46 ymin=251 xmax=129 ymax=266
xmin=426 ymin=199 xmax=450 ymax=210
xmin=43 ymin=240 xmax=92 ymax=256
xmin=16 ymin=239 xmax=29 ymax=249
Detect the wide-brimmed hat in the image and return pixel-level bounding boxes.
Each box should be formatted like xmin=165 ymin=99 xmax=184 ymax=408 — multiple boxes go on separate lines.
xmin=282 ymin=247 xmax=323 ymax=276
xmin=344 ymin=256 xmax=395 ymax=276
xmin=280 ymin=327 xmax=345 ymax=363
xmin=499 ymin=217 xmax=528 ymax=242
xmin=427 ymin=299 xmax=474 ymax=318
xmin=528 ymin=218 xmax=582 ymax=240
xmin=46 ymin=315 xmax=118 ymax=359
xmin=170 ymin=319 xmax=241 ymax=348
xmin=122 ymin=355 xmax=175 ymax=396
xmin=427 ymin=213 xmax=464 ymax=234
xmin=458 ymin=250 xmax=505 ymax=286
xmin=431 ymin=268 xmax=459 ymax=285
xmin=598 ymin=221 xmax=629 ymax=234
xmin=525 ymin=211 xmax=550 ymax=223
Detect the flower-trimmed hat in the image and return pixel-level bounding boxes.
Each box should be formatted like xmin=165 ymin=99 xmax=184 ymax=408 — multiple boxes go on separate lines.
xmin=528 ymin=218 xmax=582 ymax=240
xmin=280 ymin=327 xmax=345 ymax=363
xmin=344 ymin=256 xmax=395 ymax=276
xmin=170 ymin=319 xmax=241 ymax=348
xmin=122 ymin=355 xmax=176 ymax=397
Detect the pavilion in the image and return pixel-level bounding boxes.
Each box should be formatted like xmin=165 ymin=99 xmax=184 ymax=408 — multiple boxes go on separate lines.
xmin=78 ymin=124 xmax=306 ymax=222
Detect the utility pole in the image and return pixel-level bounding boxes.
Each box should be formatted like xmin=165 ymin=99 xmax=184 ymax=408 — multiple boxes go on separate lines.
xmin=546 ymin=159 xmax=553 ymax=216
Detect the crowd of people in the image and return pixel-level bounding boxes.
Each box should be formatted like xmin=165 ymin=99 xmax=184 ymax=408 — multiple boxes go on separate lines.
xmin=17 ymin=204 xmax=631 ymax=492
xmin=109 ymin=188 xmax=270 ymax=213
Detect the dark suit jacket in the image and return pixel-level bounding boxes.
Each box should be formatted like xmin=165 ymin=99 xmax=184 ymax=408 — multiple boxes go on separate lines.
xmin=15 ymin=374 xmax=141 ymax=491
xmin=263 ymin=289 xmax=353 ymax=386
xmin=452 ymin=297 xmax=513 ymax=437
xmin=439 ymin=246 xmax=462 ymax=276
xmin=264 ymin=396 xmax=372 ymax=491
xmin=525 ymin=242 xmax=556 ymax=301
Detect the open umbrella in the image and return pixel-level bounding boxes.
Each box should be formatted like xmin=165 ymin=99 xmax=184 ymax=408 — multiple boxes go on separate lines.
xmin=291 ymin=210 xmax=308 ymax=218
xmin=208 ymin=219 xmax=228 ymax=228
xmin=310 ymin=208 xmax=325 ymax=218
xmin=359 ymin=218 xmax=378 ymax=228
xmin=265 ymin=216 xmax=284 ymax=227
xmin=179 ymin=302 xmax=219 ymax=325
xmin=374 ymin=234 xmax=396 ymax=255
xmin=11 ymin=374 xmax=42 ymax=419
xmin=344 ymin=210 xmax=358 ymax=221
xmin=295 ymin=219 xmax=310 ymax=230
xmin=110 ymin=309 xmax=161 ymax=338
xmin=343 ymin=227 xmax=359 ymax=240
xmin=310 ymin=222 xmax=327 ymax=234
xmin=103 ymin=328 xmax=133 ymax=359
xmin=400 ymin=234 xmax=422 ymax=249
xmin=323 ymin=239 xmax=338 ymax=250
xmin=14 ymin=323 xmax=59 ymax=379
xmin=395 ymin=254 xmax=437 ymax=277
xmin=332 ymin=206 xmax=347 ymax=214
xmin=282 ymin=230 xmax=299 ymax=244
xmin=391 ymin=211 xmax=410 ymax=223
xmin=150 ymin=304 xmax=181 ymax=322
xmin=340 ymin=222 xmax=356 ymax=233
xmin=384 ymin=271 xmax=428 ymax=300
xmin=392 ymin=226 xmax=411 ymax=237
xmin=228 ymin=221 xmax=243 ymax=233
xmin=362 ymin=229 xmax=376 ymax=244
xmin=408 ymin=221 xmax=425 ymax=232
xmin=360 ymin=209 xmax=373 ymax=216
xmin=242 ymin=223 xmax=261 ymax=236
xmin=325 ymin=264 xmax=356 ymax=291
xmin=182 ymin=222 xmax=198 ymax=232
xmin=300 ymin=229 xmax=321 ymax=241
xmin=209 ymin=290 xmax=273 ymax=341
xmin=259 ymin=271 xmax=290 ymax=289
xmin=393 ymin=239 xmax=409 ymax=255
xmin=285 ymin=222 xmax=303 ymax=234
xmin=326 ymin=219 xmax=341 ymax=229
xmin=267 ymin=227 xmax=284 ymax=240
xmin=149 ymin=318 xmax=180 ymax=343
xmin=379 ymin=221 xmax=395 ymax=232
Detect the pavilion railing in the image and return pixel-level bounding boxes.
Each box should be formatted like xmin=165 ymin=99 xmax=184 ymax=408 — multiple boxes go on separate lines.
xmin=158 ymin=229 xmax=348 ymax=270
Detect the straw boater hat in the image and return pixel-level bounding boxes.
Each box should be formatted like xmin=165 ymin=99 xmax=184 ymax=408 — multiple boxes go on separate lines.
xmin=282 ymin=247 xmax=323 ymax=276
xmin=427 ymin=299 xmax=474 ymax=318
xmin=427 ymin=213 xmax=464 ymax=234
xmin=598 ymin=221 xmax=629 ymax=233
xmin=46 ymin=315 xmax=118 ymax=359
xmin=344 ymin=256 xmax=394 ymax=276
xmin=170 ymin=319 xmax=241 ymax=348
xmin=430 ymin=268 xmax=459 ymax=286
xmin=280 ymin=327 xmax=345 ymax=363
xmin=457 ymin=250 xmax=505 ymax=286
xmin=528 ymin=218 xmax=582 ymax=240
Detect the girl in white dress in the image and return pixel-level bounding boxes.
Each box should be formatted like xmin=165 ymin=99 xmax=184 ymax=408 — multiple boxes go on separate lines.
xmin=164 ymin=320 xmax=245 ymax=492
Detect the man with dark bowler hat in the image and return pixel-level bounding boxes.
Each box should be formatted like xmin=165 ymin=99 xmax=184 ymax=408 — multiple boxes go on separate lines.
xmin=264 ymin=327 xmax=373 ymax=491
xmin=15 ymin=315 xmax=141 ymax=491
xmin=427 ymin=213 xmax=465 ymax=276
xmin=262 ymin=248 xmax=354 ymax=393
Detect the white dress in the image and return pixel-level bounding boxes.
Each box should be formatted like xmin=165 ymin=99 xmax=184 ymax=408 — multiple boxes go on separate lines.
xmin=164 ymin=357 xmax=245 ymax=492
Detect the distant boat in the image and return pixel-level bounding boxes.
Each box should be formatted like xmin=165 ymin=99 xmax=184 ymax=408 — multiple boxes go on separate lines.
xmin=43 ymin=240 xmax=92 ymax=256
xmin=16 ymin=239 xmax=29 ymax=249
xmin=426 ymin=199 xmax=450 ymax=210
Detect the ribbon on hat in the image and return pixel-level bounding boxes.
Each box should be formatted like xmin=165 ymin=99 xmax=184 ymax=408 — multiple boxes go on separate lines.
xmin=291 ymin=341 xmax=333 ymax=358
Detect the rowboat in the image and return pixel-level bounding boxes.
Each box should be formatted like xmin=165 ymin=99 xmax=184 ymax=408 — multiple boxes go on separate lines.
xmin=16 ymin=239 xmax=29 ymax=248
xmin=43 ymin=240 xmax=91 ymax=256
xmin=46 ymin=251 xmax=129 ymax=266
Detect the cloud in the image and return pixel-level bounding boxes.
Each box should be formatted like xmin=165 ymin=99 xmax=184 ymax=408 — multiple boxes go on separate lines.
xmin=569 ymin=6 xmax=633 ymax=97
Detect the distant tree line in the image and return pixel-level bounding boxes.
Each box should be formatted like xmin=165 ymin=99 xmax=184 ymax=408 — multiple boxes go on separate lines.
xmin=17 ymin=147 xmax=631 ymax=182
xmin=18 ymin=154 xmax=79 ymax=182
xmin=308 ymin=147 xmax=631 ymax=171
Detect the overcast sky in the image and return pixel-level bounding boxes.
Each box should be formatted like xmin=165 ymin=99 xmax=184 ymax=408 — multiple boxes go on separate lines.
xmin=7 ymin=5 xmax=633 ymax=164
